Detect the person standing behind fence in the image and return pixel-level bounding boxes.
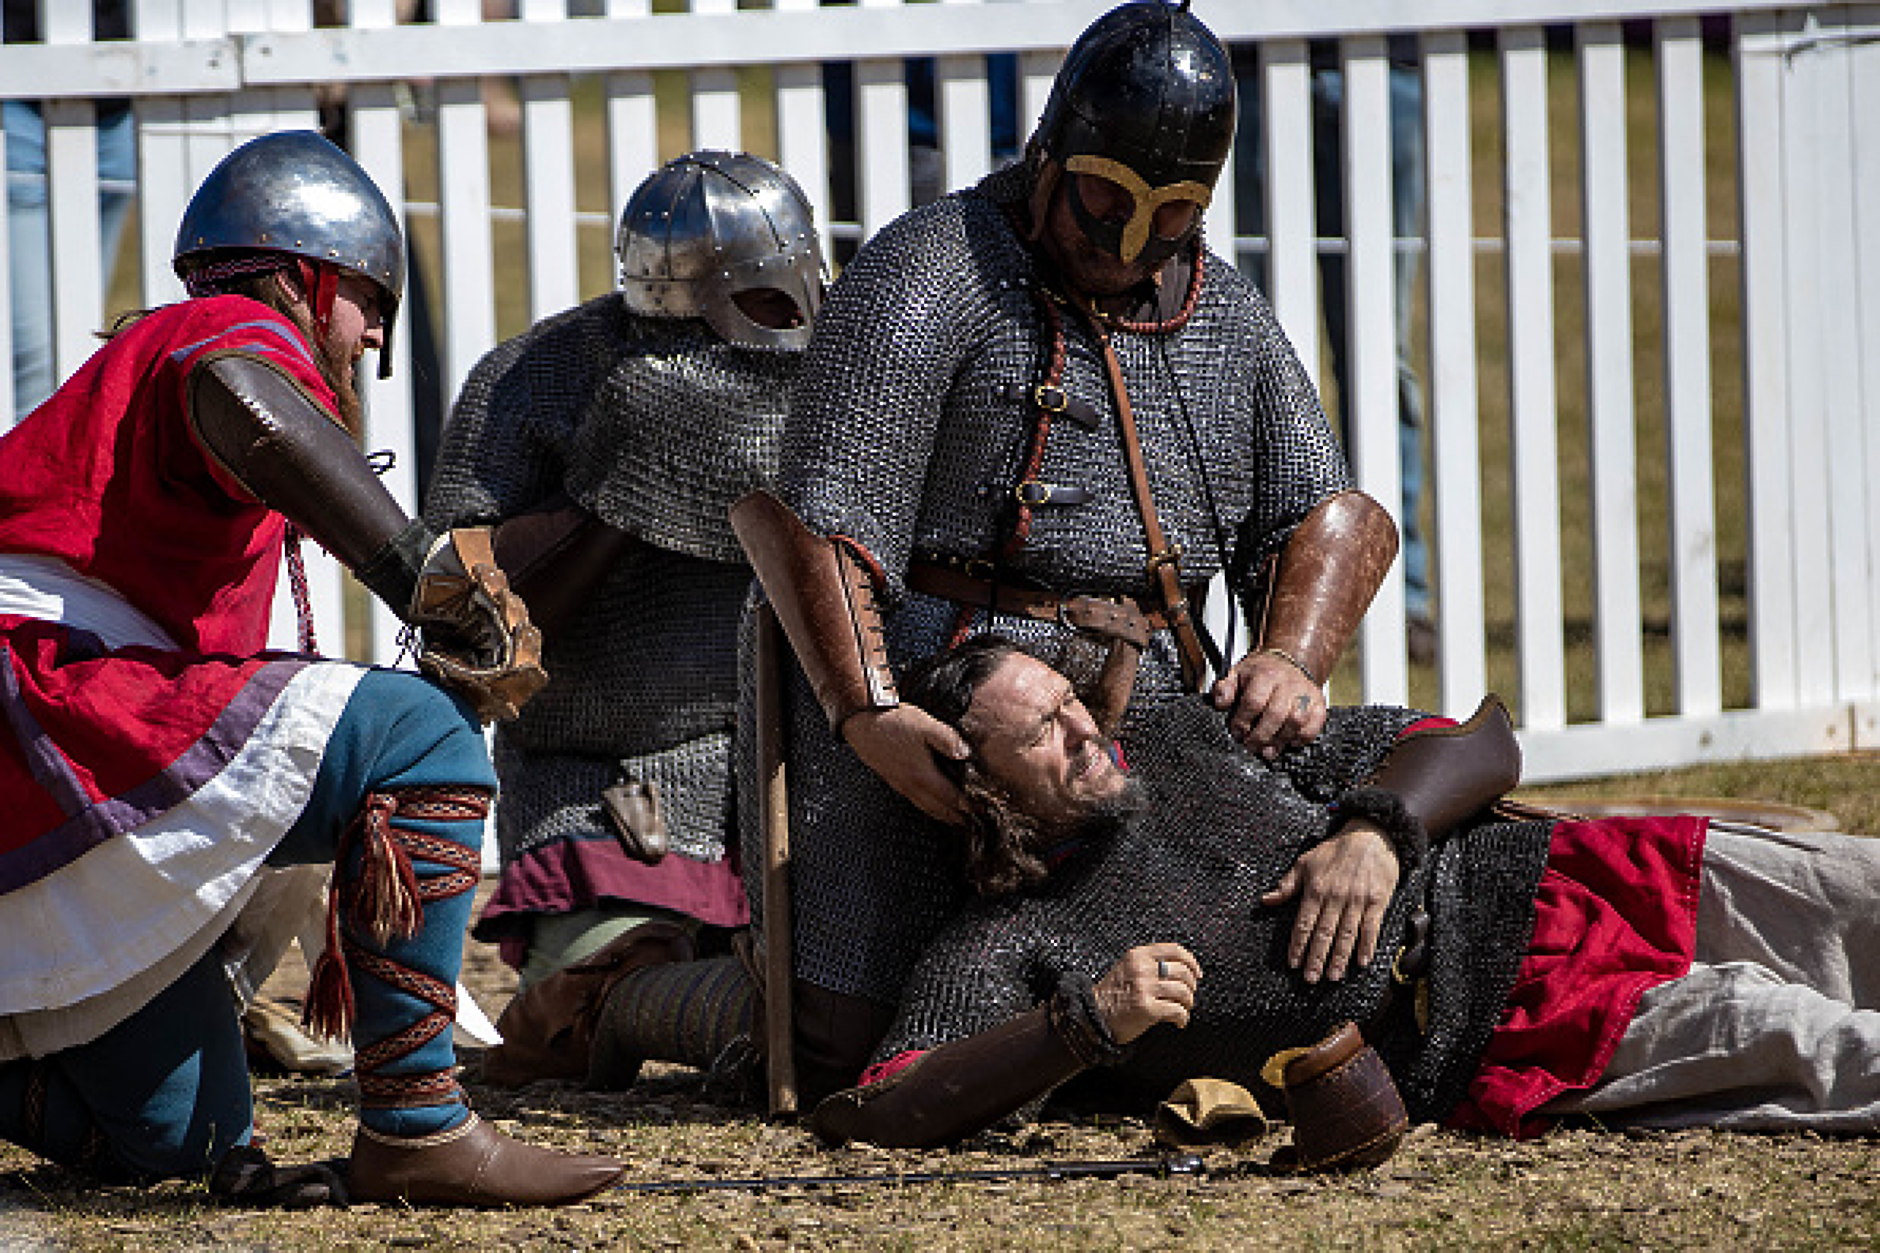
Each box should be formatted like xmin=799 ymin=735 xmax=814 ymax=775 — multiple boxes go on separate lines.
xmin=0 ymin=129 xmax=624 ymax=1206
xmin=1232 ymin=36 xmax=1436 ymax=662
xmin=423 ymin=152 xmax=826 ymax=1021
xmin=732 ymin=0 xmax=1398 ymax=1105
xmin=4 ymin=0 xmax=137 ymax=420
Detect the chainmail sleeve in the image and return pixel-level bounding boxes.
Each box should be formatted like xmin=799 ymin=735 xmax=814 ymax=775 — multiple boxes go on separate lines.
xmin=1190 ymin=260 xmax=1355 ymax=619
xmin=777 ymin=193 xmax=1004 ymax=594
xmin=1265 ymin=704 xmax=1436 ymax=805
xmin=873 ymin=905 xmax=1071 ymax=1061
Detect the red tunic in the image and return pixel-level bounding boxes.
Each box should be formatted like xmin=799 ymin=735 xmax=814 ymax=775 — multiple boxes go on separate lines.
xmin=0 ymin=297 xmax=337 ymax=894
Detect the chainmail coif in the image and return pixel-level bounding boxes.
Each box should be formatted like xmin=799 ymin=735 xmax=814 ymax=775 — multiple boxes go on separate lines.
xmin=743 ymin=158 xmax=1353 ymax=1006
xmin=876 ymin=697 xmax=1555 ymax=1124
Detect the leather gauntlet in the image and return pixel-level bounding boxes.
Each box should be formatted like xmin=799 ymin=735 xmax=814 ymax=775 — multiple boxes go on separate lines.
xmin=1255 ymin=490 xmax=1399 ymax=685
xmin=1346 ymin=695 xmax=1522 ymax=865
xmin=810 ymin=979 xmax=1118 ymax=1149
xmin=730 ymin=490 xmax=897 ymax=732
xmin=188 ymin=352 xmax=432 ymax=614
xmin=410 ymin=528 xmax=549 ymax=722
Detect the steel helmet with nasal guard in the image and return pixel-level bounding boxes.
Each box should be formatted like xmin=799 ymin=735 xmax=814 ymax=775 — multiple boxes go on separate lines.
xmin=1032 ymin=1 xmax=1236 ymax=266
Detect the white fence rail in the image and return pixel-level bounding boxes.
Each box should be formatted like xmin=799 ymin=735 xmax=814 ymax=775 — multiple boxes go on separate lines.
xmin=3 ymin=0 xmax=1877 ymax=782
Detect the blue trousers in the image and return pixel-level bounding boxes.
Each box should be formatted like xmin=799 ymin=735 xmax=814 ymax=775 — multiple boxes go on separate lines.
xmin=0 ymin=668 xmax=494 ymax=1180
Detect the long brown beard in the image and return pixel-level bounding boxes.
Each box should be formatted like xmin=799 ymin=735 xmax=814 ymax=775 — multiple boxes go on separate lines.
xmin=275 ymin=295 xmax=366 ymax=439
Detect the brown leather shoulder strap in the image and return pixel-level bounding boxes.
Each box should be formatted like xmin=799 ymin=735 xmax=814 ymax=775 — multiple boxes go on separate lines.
xmin=1077 ymin=308 xmax=1213 ymax=690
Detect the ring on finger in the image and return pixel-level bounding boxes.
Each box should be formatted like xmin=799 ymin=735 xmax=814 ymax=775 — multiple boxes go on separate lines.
xmin=1294 ymin=693 xmax=1312 ymax=715
xmin=1156 ymin=958 xmax=1169 ymax=981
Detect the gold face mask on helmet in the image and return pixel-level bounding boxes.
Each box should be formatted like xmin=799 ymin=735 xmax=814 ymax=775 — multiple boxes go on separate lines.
xmin=1063 ymin=155 xmax=1212 ymax=265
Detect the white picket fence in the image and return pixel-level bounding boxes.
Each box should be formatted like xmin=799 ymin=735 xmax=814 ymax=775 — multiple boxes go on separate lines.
xmin=2 ymin=0 xmax=1876 ymax=782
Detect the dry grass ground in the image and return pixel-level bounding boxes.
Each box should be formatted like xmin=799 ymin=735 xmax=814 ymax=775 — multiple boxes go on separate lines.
xmin=3 ymin=1063 xmax=1876 ymax=1250
xmin=2 ymin=774 xmax=1875 ymax=1250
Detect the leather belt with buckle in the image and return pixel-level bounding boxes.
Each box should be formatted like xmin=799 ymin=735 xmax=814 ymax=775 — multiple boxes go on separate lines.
xmin=909 ymin=560 xmax=1210 ymax=649
xmin=1014 ymin=480 xmax=1093 ymax=507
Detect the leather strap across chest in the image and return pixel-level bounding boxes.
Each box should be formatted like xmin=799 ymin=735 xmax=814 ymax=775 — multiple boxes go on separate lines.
xmin=1074 ymin=305 xmax=1217 ymax=690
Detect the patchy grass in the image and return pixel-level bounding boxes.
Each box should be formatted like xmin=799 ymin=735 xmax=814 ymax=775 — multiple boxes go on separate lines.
xmin=3 ymin=1076 xmax=1876 ymax=1250
xmin=3 ymin=760 xmax=1875 ymax=1249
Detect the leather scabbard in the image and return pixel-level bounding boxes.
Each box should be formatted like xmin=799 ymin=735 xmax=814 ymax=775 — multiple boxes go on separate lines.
xmin=188 ymin=352 xmax=432 ymax=615
xmin=1256 ymin=490 xmax=1399 ymax=685
xmin=1366 ymin=695 xmax=1523 ymax=845
xmin=729 ymin=489 xmax=898 ymax=732
xmin=810 ymin=1004 xmax=1087 ymax=1149
xmin=489 ymin=498 xmax=639 ymax=638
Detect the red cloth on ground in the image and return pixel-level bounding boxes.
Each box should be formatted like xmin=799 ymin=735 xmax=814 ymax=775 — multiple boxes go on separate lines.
xmin=0 ymin=298 xmax=336 ymax=891
xmin=1447 ymin=814 xmax=1707 ymax=1138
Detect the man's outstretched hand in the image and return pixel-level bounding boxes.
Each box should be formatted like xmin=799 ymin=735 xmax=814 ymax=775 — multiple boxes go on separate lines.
xmin=1263 ymin=820 xmax=1401 ymax=984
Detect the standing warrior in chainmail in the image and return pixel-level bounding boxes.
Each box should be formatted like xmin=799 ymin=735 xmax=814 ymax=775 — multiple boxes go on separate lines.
xmin=732 ymin=0 xmax=1398 ymax=1100
xmin=425 ymin=152 xmax=824 ymax=1004
xmin=812 ymin=636 xmax=1880 ymax=1152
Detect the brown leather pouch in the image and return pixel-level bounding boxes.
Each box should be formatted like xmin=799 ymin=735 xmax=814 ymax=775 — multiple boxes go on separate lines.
xmin=602 ymin=774 xmax=668 ymax=864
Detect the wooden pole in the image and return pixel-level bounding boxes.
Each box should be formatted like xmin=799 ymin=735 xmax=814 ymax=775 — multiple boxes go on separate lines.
xmin=755 ymin=603 xmax=798 ymax=1116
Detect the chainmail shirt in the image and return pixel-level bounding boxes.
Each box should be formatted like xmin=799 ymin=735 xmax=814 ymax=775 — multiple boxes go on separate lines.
xmin=877 ymin=699 xmax=1555 ymax=1124
xmin=427 ymin=294 xmax=793 ymax=875
xmin=744 ymin=161 xmax=1353 ymax=1005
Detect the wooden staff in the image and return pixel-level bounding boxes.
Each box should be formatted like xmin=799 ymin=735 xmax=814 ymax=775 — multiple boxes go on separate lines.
xmin=754 ymin=602 xmax=798 ymax=1116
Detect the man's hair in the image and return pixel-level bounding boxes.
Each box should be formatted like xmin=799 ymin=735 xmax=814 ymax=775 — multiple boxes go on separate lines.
xmin=902 ymin=633 xmax=1104 ymax=898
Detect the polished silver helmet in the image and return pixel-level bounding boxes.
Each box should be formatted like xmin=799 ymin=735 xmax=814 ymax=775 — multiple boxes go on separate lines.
xmin=173 ymin=130 xmax=405 ymax=378
xmin=616 ymin=150 xmax=825 ymax=352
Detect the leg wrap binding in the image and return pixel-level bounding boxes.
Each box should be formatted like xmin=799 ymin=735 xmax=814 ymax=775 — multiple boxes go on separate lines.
xmin=589 ymin=956 xmax=757 ymax=1083
xmin=304 ymin=785 xmax=488 ymax=1112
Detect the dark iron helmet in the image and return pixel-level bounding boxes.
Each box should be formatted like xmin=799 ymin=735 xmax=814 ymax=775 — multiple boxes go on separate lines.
xmin=173 ymin=130 xmax=405 ymax=379
xmin=1033 ymin=0 xmax=1236 ymax=266
xmin=617 ymin=150 xmax=826 ymax=352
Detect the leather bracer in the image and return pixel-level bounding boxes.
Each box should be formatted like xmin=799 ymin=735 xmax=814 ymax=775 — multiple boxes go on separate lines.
xmin=489 ymin=497 xmax=639 ymax=637
xmin=810 ymin=1004 xmax=1088 ymax=1149
xmin=1255 ymin=490 xmax=1399 ymax=685
xmin=1339 ymin=696 xmax=1522 ymax=867
xmin=729 ymin=489 xmax=897 ymax=731
xmin=187 ymin=353 xmax=432 ymax=616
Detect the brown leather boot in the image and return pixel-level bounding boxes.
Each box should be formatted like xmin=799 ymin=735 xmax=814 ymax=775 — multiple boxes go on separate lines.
xmin=348 ymin=1114 xmax=624 ymax=1206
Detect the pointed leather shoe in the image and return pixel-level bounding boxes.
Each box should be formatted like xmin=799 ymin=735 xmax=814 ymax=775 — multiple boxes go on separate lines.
xmin=348 ymin=1113 xmax=624 ymax=1206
